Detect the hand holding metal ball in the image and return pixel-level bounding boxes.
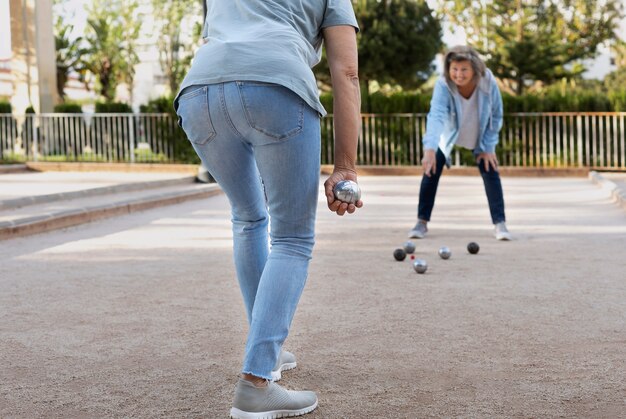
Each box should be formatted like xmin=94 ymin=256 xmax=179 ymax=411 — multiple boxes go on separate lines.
xmin=333 ymin=180 xmax=361 ymax=204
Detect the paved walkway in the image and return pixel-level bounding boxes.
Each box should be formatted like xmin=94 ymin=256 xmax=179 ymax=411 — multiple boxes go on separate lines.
xmin=0 ymin=169 xmax=221 ymax=240
xmin=1 ymin=169 xmax=625 ymax=418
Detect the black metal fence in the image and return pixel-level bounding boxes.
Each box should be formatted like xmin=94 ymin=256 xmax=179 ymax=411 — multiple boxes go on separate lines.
xmin=2 ymin=112 xmax=625 ymax=169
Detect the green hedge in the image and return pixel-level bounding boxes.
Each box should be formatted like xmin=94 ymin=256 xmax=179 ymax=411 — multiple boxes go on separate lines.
xmin=54 ymin=103 xmax=83 ymax=113
xmin=139 ymin=96 xmax=174 ymax=113
xmin=95 ymin=102 xmax=133 ymax=113
xmin=321 ymin=89 xmax=625 ymax=114
xmin=0 ymin=101 xmax=11 ymax=114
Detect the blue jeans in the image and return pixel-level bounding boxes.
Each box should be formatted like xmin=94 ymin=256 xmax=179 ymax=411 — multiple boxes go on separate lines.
xmin=176 ymin=82 xmax=321 ymax=380
xmin=418 ymin=148 xmax=506 ymax=224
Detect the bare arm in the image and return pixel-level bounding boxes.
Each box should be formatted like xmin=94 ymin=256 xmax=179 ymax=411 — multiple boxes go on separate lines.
xmin=322 ymin=25 xmax=362 ymax=215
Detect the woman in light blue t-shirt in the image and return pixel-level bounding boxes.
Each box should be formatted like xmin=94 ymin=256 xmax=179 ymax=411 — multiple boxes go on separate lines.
xmin=408 ymin=45 xmax=512 ymax=241
xmin=175 ymin=1 xmax=362 ymax=417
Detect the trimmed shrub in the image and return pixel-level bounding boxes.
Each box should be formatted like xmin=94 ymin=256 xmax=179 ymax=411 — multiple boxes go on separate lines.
xmin=609 ymin=90 xmax=626 ymax=112
xmin=54 ymin=103 xmax=83 ymax=113
xmin=0 ymin=101 xmax=11 ymax=114
xmin=140 ymin=96 xmax=175 ymax=113
xmin=95 ymin=102 xmax=133 ymax=113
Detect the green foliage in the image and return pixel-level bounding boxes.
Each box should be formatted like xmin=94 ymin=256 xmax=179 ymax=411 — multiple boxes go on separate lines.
xmin=323 ymin=88 xmax=624 ymax=114
xmin=608 ymin=90 xmax=626 ymax=112
xmin=26 ymin=107 xmax=36 ymax=114
xmin=151 ymin=0 xmax=203 ymax=95
xmin=439 ymin=0 xmax=624 ymax=94
xmin=604 ymin=67 xmax=626 ymax=93
xmin=82 ymin=0 xmax=141 ymax=101
xmin=54 ymin=13 xmax=86 ymax=100
xmin=134 ymin=147 xmax=168 ymax=163
xmin=321 ymin=91 xmax=431 ymax=114
xmin=0 ymin=102 xmax=11 ymax=114
xmin=38 ymin=153 xmax=108 ymax=162
xmin=1 ymin=152 xmax=27 ymax=163
xmin=354 ymin=0 xmax=443 ymax=94
xmin=53 ymin=103 xmax=83 ymax=113
xmin=139 ymin=96 xmax=175 ymax=113
xmin=116 ymin=2 xmax=142 ymax=98
xmin=138 ymin=95 xmax=199 ymax=163
xmin=95 ymin=102 xmax=133 ymax=113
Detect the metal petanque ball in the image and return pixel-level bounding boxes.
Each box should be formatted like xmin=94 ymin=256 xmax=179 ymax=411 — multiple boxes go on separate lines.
xmin=333 ymin=180 xmax=361 ymax=204
xmin=438 ymin=246 xmax=451 ymax=259
xmin=403 ymin=240 xmax=416 ymax=254
xmin=413 ymin=259 xmax=428 ymax=274
xmin=393 ymin=248 xmax=406 ymax=261
xmin=467 ymin=242 xmax=480 ymax=254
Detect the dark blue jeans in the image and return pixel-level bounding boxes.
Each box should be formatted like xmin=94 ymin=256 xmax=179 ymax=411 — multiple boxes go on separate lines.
xmin=418 ymin=148 xmax=506 ymax=224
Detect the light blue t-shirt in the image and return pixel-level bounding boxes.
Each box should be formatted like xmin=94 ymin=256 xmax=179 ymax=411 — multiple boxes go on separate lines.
xmin=176 ymin=0 xmax=359 ymax=116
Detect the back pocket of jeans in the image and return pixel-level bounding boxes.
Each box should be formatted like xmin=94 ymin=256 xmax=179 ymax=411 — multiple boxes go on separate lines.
xmin=237 ymin=82 xmax=304 ymax=141
xmin=176 ymin=87 xmax=216 ymax=145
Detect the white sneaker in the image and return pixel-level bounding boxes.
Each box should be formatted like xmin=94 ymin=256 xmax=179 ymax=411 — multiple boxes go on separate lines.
xmin=408 ymin=221 xmax=428 ymax=239
xmin=270 ymin=350 xmax=297 ymax=381
xmin=494 ymin=222 xmax=512 ymax=241
xmin=230 ymin=379 xmax=318 ymax=419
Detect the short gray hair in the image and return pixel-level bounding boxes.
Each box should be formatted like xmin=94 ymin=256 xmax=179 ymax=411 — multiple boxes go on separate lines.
xmin=443 ymin=45 xmax=486 ymax=84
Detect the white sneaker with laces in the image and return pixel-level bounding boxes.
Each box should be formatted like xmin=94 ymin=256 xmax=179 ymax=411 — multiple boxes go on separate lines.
xmin=494 ymin=222 xmax=512 ymax=241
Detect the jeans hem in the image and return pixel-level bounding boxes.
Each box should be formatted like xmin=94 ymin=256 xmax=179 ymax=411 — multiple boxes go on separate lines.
xmin=241 ymin=369 xmax=273 ymax=381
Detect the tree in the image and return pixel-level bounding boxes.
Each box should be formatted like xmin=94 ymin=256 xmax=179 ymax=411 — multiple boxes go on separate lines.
xmin=151 ymin=0 xmax=203 ymax=95
xmin=116 ymin=2 xmax=141 ymax=104
xmin=439 ymin=0 xmax=624 ymax=94
xmin=82 ymin=0 xmax=141 ymax=102
xmin=54 ymin=16 xmax=85 ymax=100
xmin=354 ymin=0 xmax=443 ymax=104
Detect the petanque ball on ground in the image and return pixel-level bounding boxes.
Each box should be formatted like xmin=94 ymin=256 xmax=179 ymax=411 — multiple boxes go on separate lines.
xmin=467 ymin=242 xmax=480 ymax=254
xmin=413 ymin=259 xmax=428 ymax=274
xmin=333 ymin=180 xmax=361 ymax=204
xmin=438 ymin=246 xmax=451 ymax=259
xmin=393 ymin=248 xmax=407 ymax=261
xmin=403 ymin=240 xmax=416 ymax=254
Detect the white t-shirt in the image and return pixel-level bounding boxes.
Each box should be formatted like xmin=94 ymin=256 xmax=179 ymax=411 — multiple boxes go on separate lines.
xmin=455 ymin=89 xmax=479 ymax=150
xmin=176 ymin=0 xmax=359 ymax=116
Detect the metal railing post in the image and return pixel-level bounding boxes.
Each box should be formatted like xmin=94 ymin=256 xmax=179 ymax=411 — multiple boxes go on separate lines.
xmin=32 ymin=114 xmax=38 ymax=162
xmin=128 ymin=114 xmax=135 ymax=163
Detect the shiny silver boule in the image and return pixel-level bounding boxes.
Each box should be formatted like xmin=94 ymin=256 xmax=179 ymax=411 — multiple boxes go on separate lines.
xmin=413 ymin=259 xmax=428 ymax=274
xmin=438 ymin=246 xmax=451 ymax=259
xmin=333 ymin=180 xmax=361 ymax=204
xmin=403 ymin=240 xmax=416 ymax=254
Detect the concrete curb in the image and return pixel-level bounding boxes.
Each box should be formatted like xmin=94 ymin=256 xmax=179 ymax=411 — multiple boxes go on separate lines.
xmin=0 ymin=184 xmax=223 ymax=240
xmin=0 ymin=164 xmax=29 ymax=174
xmin=0 ymin=176 xmax=197 ymax=211
xmin=26 ymin=162 xmax=200 ymax=174
xmin=588 ymin=171 xmax=626 ymax=210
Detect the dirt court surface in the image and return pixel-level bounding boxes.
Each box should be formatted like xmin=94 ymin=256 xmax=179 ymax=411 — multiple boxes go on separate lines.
xmin=1 ymin=175 xmax=625 ymax=418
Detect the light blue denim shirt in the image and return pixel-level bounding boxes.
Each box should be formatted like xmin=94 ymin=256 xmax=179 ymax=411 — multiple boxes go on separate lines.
xmin=175 ymin=0 xmax=358 ymax=116
xmin=423 ymin=69 xmax=503 ymax=158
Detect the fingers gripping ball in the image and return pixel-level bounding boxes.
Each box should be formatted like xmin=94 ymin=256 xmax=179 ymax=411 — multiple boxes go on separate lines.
xmin=393 ymin=248 xmax=407 ymax=261
xmin=333 ymin=180 xmax=361 ymax=204
xmin=467 ymin=242 xmax=480 ymax=254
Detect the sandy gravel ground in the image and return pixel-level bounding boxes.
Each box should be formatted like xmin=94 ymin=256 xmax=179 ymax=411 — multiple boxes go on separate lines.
xmin=1 ymin=175 xmax=625 ymax=418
